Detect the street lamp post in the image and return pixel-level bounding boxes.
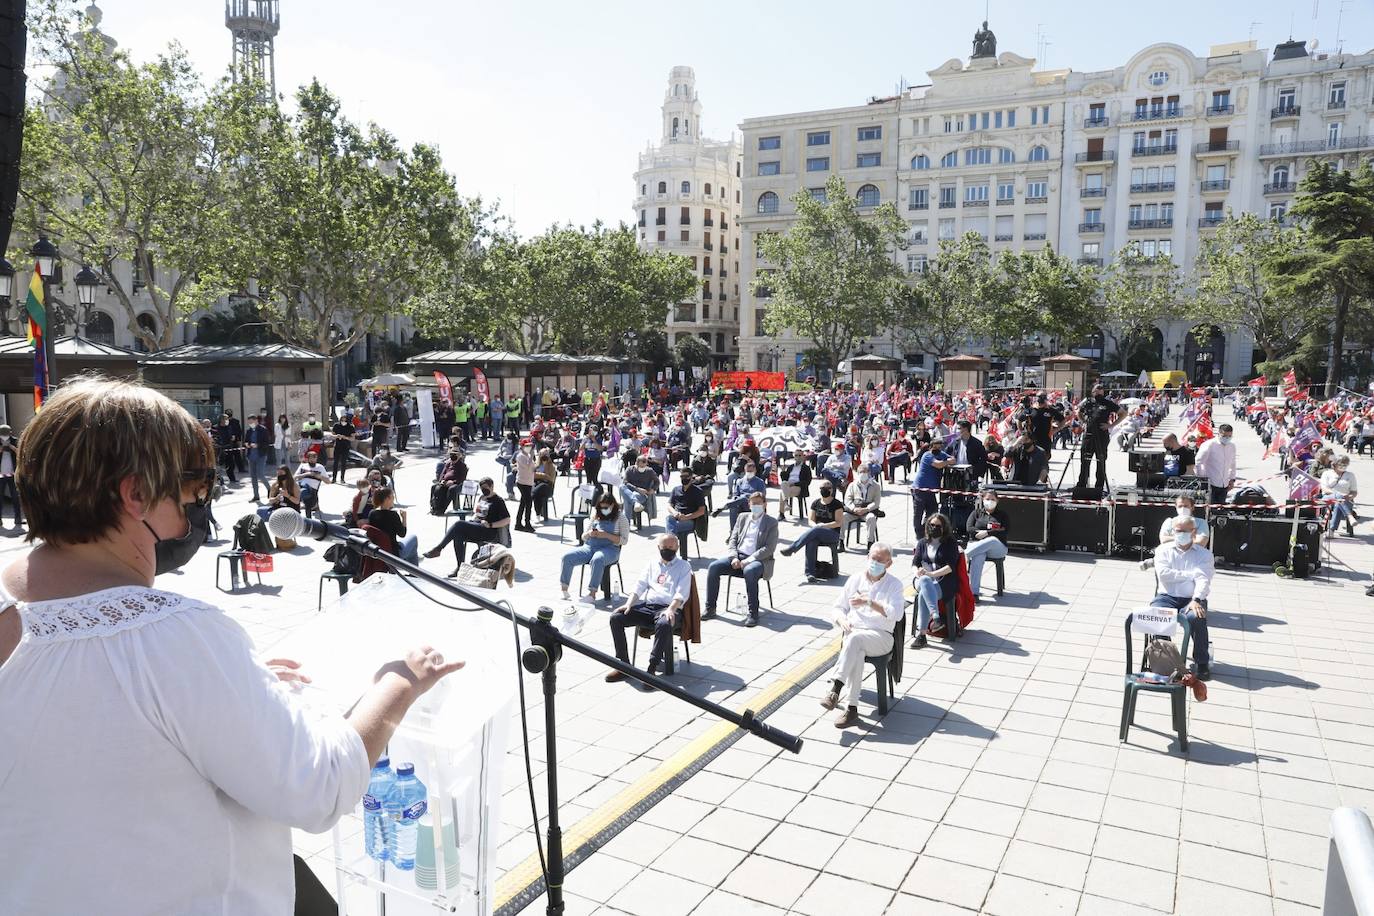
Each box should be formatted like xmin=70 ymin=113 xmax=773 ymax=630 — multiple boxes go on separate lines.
xmin=73 ymin=264 xmax=101 ymax=338
xmin=767 ymin=345 xmax=781 ymax=372
xmin=31 ymin=236 xmax=60 ymax=390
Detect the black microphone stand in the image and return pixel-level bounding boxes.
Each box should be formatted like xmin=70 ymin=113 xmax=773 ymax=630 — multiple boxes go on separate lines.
xmin=335 ymin=531 xmax=804 ymax=916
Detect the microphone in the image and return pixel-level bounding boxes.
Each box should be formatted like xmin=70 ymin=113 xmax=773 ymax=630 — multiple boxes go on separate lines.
xmin=266 ymin=508 xmax=355 ymax=543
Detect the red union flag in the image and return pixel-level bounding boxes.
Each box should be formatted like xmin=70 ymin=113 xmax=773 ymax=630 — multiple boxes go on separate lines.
xmin=242 ymin=552 xmax=274 ymax=573
xmin=432 ymin=372 xmax=453 ymax=405
xmin=472 ymin=367 xmax=490 ymax=403
xmin=1282 ymin=368 xmax=1302 ymax=401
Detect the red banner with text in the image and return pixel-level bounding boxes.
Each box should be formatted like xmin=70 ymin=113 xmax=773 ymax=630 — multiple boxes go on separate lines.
xmin=710 ymin=371 xmax=786 ymax=392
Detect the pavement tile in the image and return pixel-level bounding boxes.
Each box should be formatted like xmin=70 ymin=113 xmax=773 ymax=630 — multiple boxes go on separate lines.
xmin=984 ymin=873 xmax=1081 ymax=915
xmin=753 ymin=821 xmax=847 ymax=870
xmin=999 ymin=838 xmax=1090 ymax=891
xmin=794 ymin=871 xmax=897 ymax=914
xmin=1083 ymin=858 xmax=1177 ymax=913
xmin=685 ymin=807 xmax=777 ymax=852
xmin=1175 ymin=876 xmax=1275 ymax=916
xmin=648 ymin=834 xmax=745 ymax=888
xmin=784 ymin=793 xmax=870 ymax=835
xmin=823 ymin=836 xmax=918 ymax=889
xmin=719 ymin=854 xmax=818 ymax=910
xmin=607 ymin=869 xmax=710 ymax=916
xmin=688 ymin=889 xmax=787 ymax=916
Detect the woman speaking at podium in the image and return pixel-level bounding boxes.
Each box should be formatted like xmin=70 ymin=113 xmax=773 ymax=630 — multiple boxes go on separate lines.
xmin=0 ymin=378 xmax=463 ymax=915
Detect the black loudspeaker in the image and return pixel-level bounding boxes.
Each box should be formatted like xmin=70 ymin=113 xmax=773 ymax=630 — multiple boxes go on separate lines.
xmin=1050 ymin=501 xmax=1111 ymax=555
xmin=992 ymin=490 xmax=1049 ymax=549
xmin=1211 ymin=513 xmax=1322 ymax=571
xmin=0 ymin=2 xmax=24 ymax=248
xmin=1111 ymin=499 xmax=1179 ymax=558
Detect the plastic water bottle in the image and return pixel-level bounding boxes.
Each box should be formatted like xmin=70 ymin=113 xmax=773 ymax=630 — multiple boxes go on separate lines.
xmin=385 ymin=764 xmax=427 ymax=870
xmin=363 ymin=756 xmax=396 ymax=862
xmin=555 ymin=602 xmax=592 ymax=637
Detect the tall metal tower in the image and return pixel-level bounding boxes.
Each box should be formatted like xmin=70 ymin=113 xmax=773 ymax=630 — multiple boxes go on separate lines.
xmin=225 ymin=0 xmax=280 ymax=101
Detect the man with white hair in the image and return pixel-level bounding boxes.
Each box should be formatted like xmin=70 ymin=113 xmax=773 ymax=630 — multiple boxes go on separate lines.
xmin=607 ymin=533 xmax=692 ymax=679
xmin=1152 ymin=514 xmax=1214 ymax=681
xmin=820 ymin=542 xmax=904 ymax=728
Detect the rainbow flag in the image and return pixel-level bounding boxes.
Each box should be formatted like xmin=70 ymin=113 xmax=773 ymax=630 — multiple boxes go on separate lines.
xmin=23 ymin=267 xmax=46 ymax=410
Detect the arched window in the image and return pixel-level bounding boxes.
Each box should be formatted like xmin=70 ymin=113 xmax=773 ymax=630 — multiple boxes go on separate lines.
xmin=940 ymin=151 xmax=958 ymax=168
xmin=911 ymin=154 xmax=930 ymax=170
xmin=1028 ymin=145 xmax=1049 ymax=162
xmin=194 ymin=315 xmax=213 ymax=343
xmin=640 ymin=184 xmax=646 ymax=195
xmin=681 ymin=180 xmax=691 ymax=194
xmin=657 ymin=181 xmax=667 ymax=194
xmin=704 ymin=182 xmax=712 ymax=195
xmin=672 ymin=116 xmax=679 ymax=137
xmin=998 ymin=148 xmax=1016 ymax=163
xmin=856 ymin=184 xmax=880 ymax=207
xmin=1272 ymin=164 xmax=1290 ymax=185
xmin=133 ymin=312 xmax=158 ymax=353
xmin=86 ymin=310 xmax=115 ymax=345
xmin=757 ymin=191 xmax=779 ymax=214
xmin=715 ymin=332 xmax=724 ymax=353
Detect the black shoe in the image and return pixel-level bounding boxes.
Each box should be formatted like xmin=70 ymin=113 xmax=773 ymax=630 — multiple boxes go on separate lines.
xmin=780 ymin=546 xmax=795 ymax=557
xmin=910 ymin=634 xmax=928 ymax=649
xmin=702 ymin=607 xmax=717 ymax=620
xmin=745 ymin=610 xmax=759 ymax=627
xmin=805 ymin=575 xmax=819 ymax=584
xmin=1365 ymin=584 xmax=1374 ymax=597
xmin=873 ymin=509 xmax=886 ymax=518
xmin=1197 ymin=667 xmax=1212 ymax=682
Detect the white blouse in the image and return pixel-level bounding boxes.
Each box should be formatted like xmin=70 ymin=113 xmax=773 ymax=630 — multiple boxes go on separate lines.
xmin=0 ymin=584 xmax=370 ymax=915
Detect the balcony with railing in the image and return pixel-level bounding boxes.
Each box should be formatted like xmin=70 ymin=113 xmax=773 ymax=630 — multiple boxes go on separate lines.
xmin=1205 ymin=104 xmax=1235 ymax=117
xmin=721 ymin=221 xmax=728 ymax=231
xmin=996 ymin=197 xmax=1014 ymax=206
xmin=938 ymin=200 xmax=956 ymax=209
xmin=655 ymin=217 xmax=666 ymax=225
xmin=1132 ymin=105 xmax=1187 ymax=122
xmin=1074 ymin=150 xmax=1116 ymax=163
xmin=1023 ymin=232 xmax=1046 ymax=241
xmin=703 ymin=267 xmax=713 ymax=276
xmin=1078 ymin=257 xmax=1103 ymax=267
xmin=1263 ymin=181 xmax=1295 ymax=194
xmin=1201 ymin=179 xmax=1231 ymax=192
xmin=1080 ymin=187 xmax=1107 ymax=198
xmin=680 ymin=217 xmax=691 ymax=225
xmin=717 ymin=291 xmax=727 ymax=301
xmin=1195 ymin=140 xmax=1240 ymax=154
xmin=1078 ymin=222 xmax=1105 ymax=233
xmin=1127 ymin=217 xmax=1173 ymax=230
xmin=1259 ymin=135 xmax=1373 ymax=156
xmin=994 ymin=233 xmax=1014 ymax=242
xmin=1198 ymin=214 xmax=1226 ymax=228
xmin=1025 ymin=195 xmax=1048 ymax=204
xmin=1131 ymin=144 xmax=1178 ymax=158
xmin=1129 ymin=181 xmax=1175 ymax=194
xmin=1328 ymin=98 xmax=1346 ymax=110
xmin=1270 ymin=104 xmax=1300 ymax=119
xmin=1084 ymin=115 xmax=1110 ymax=129
xmin=703 ymin=218 xmax=714 ymax=227
xmin=964 ymin=198 xmax=989 ymax=208
xmin=909 ymin=201 xmax=929 ymax=211
xmin=720 ymin=269 xmax=728 ymax=279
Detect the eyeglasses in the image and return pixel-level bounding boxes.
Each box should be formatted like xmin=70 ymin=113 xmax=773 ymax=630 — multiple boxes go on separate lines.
xmin=181 ymin=468 xmax=217 ymax=488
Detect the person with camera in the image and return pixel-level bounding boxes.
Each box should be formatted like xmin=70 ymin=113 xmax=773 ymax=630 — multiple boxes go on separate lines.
xmin=1075 ymin=383 xmax=1119 ymax=492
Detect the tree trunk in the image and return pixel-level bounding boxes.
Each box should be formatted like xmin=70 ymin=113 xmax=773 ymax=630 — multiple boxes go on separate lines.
xmin=1325 ymin=288 xmax=1349 ymax=399
xmin=322 ymin=355 xmax=334 ymax=419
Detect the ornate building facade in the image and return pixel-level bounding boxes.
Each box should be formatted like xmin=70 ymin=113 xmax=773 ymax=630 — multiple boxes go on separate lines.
xmin=632 ymin=67 xmax=743 ymax=370
xmin=737 ymin=24 xmax=1374 ymax=385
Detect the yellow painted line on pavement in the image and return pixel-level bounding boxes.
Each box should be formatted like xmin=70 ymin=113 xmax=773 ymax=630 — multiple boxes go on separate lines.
xmin=494 ymin=633 xmax=843 ymax=915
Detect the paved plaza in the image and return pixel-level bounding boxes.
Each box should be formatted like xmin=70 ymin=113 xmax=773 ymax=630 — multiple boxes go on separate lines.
xmin=10 ymin=404 xmax=1368 ymax=915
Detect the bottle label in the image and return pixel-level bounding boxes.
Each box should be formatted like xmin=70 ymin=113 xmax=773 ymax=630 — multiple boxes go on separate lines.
xmin=362 ymin=793 xmax=381 ymax=812
xmin=402 ymin=799 xmax=428 ymax=820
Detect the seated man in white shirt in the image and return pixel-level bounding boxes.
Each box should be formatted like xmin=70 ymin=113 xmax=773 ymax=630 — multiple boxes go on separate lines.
xmin=820 ymin=542 xmax=905 ymax=728
xmin=1157 ymin=494 xmax=1209 ymax=547
xmin=1151 ymin=515 xmax=1214 ymax=681
xmin=844 ymin=468 xmax=883 ymax=548
xmin=294 ymin=453 xmax=328 ymax=518
xmin=607 ymin=533 xmax=693 ymax=679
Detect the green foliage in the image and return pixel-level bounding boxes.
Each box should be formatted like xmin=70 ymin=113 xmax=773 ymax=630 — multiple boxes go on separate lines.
xmin=190 ymin=299 xmax=281 ymax=344
xmin=673 ymin=334 xmax=712 ymax=369
xmin=412 ymin=222 xmax=695 ymax=356
xmin=16 ymin=0 xmax=272 ymax=349
xmin=897 ymin=232 xmax=995 ymax=366
xmin=1272 ymin=160 xmax=1374 ymax=397
xmin=988 ymin=245 xmax=1100 ymax=367
xmin=753 ymin=175 xmax=906 ymax=375
xmin=1101 ymin=247 xmax=1181 ymax=371
xmin=1190 ymin=212 xmax=1316 ymax=364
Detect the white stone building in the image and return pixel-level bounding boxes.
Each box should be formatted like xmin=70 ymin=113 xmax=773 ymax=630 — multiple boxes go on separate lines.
xmin=633 ymin=67 xmax=743 ymax=370
xmin=736 ymin=24 xmax=1374 ymax=385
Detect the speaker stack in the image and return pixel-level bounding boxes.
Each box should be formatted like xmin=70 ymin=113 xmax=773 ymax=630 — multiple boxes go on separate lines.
xmin=1050 ymin=493 xmax=1111 ymax=556
xmin=989 ymin=482 xmax=1050 ymax=550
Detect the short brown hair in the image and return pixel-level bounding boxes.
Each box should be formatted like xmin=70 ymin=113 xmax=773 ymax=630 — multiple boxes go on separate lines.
xmin=18 ymin=376 xmax=214 ymax=545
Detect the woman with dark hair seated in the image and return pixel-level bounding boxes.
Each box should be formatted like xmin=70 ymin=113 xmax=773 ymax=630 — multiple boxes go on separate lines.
xmin=559 ymin=493 xmax=629 ymax=603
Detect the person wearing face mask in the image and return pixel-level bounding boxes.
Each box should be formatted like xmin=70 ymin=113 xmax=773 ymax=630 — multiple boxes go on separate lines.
xmin=1151 ymin=514 xmax=1214 ymax=681
xmin=714 ymin=460 xmax=767 ymax=528
xmin=910 ymin=513 xmax=959 ymax=649
xmin=263 ymin=465 xmax=302 ymax=519
xmin=778 ymin=447 xmax=813 ymax=521
xmin=623 ymin=455 xmax=661 ymax=525
xmin=329 ymin=413 xmax=355 ymax=485
xmin=1007 ymin=436 xmax=1049 ymax=486
xmin=667 ymin=470 xmax=707 ymax=542
xmin=607 ymin=534 xmax=693 ymax=679
xmin=704 ymin=492 xmax=778 ymax=626
xmin=844 ymin=467 xmax=883 ymax=549
xmin=779 ymin=481 xmax=846 ymax=582
xmin=0 ymin=378 xmax=466 ymax=915
xmin=423 ymin=476 xmax=510 ymax=574
xmin=242 ymin=413 xmax=274 ymax=503
xmin=1075 ymin=383 xmax=1119 ymax=493
xmin=365 ymin=486 xmax=418 ymax=563
xmin=912 ymin=438 xmax=952 ymax=533
xmin=964 ymin=490 xmax=1010 ymax=598
xmin=820 ymin=543 xmax=903 ymax=728
xmin=294 ymin=452 xmax=327 ymax=519
xmin=513 ymin=439 xmax=536 ymax=532
xmin=1157 ymin=494 xmax=1209 ymax=547
xmin=1193 ymin=423 xmax=1238 ymax=508
xmin=559 ymin=494 xmax=628 ymax=603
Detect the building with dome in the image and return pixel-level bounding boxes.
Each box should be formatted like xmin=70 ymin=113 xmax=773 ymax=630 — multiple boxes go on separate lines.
xmin=632 ymin=67 xmax=743 ymax=370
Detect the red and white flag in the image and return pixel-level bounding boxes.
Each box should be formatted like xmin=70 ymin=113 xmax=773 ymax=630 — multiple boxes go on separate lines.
xmin=433 ymin=371 xmax=453 ymax=405
xmin=472 ymin=367 xmax=490 ymax=403
xmin=1282 ymin=368 xmax=1302 ymax=401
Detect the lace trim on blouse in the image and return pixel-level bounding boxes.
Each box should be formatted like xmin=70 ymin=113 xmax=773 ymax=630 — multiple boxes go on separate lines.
xmin=14 ymin=587 xmax=202 ymax=644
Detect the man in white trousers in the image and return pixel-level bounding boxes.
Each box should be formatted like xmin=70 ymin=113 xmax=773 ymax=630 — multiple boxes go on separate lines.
xmin=820 ymin=542 xmax=904 ymax=728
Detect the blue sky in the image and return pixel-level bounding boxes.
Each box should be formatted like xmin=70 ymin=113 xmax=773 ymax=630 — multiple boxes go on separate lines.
xmin=90 ymin=0 xmax=1373 ymax=236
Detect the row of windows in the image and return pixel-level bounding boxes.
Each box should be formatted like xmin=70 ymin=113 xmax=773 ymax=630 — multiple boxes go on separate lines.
xmin=907 ymin=179 xmax=1049 ymax=208
xmin=756 ymin=126 xmax=878 ymax=151
xmin=913 ymin=146 xmax=1049 ymax=169
xmin=643 ymin=179 xmax=733 ymax=200
xmin=942 ymin=106 xmax=1052 ymax=133
xmin=757 ymin=184 xmax=881 ymax=213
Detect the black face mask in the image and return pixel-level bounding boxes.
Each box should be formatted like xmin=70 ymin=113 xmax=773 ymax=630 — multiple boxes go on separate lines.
xmin=659 ymin=548 xmax=677 ymax=562
xmin=928 ymin=526 xmax=944 ymax=538
xmin=143 ymin=500 xmax=211 ymax=575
